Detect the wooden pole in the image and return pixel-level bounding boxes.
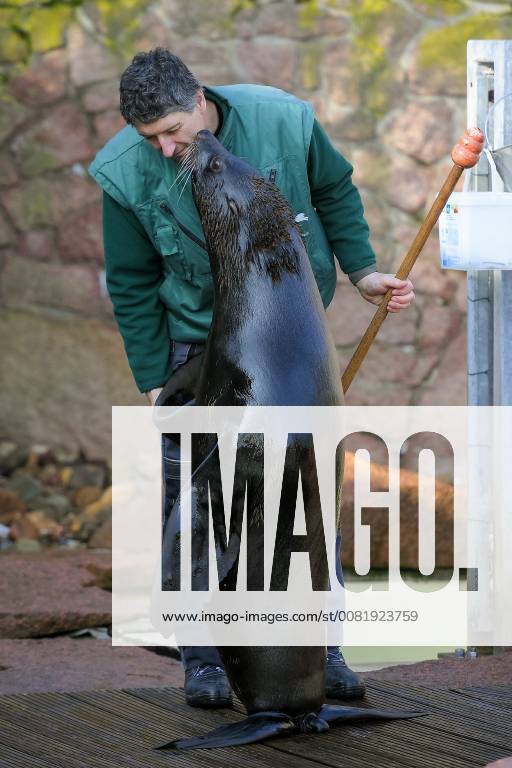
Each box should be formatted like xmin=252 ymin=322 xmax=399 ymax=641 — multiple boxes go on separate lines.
xmin=341 ymin=128 xmax=485 ymax=394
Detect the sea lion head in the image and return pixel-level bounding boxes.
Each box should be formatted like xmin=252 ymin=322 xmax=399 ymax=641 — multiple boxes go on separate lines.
xmin=184 ymin=129 xmax=302 ymax=286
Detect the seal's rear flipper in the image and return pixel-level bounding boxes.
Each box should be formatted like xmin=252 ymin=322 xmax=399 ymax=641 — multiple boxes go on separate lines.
xmin=155 ymin=712 xmax=295 ymax=750
xmin=319 ymin=704 xmax=425 ymax=723
xmin=155 ymin=706 xmax=425 ymax=751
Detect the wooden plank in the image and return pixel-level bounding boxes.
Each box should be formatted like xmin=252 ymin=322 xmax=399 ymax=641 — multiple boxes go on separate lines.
xmin=0 ymin=682 xmax=511 ymax=768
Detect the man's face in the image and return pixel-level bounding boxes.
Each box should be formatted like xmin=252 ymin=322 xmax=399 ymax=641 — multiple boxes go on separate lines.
xmin=135 ymin=90 xmax=208 ymax=161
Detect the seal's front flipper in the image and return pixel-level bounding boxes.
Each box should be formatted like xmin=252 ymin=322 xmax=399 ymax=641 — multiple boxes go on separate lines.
xmin=155 ymin=712 xmax=295 ymax=750
xmin=319 ymin=704 xmax=425 ymax=724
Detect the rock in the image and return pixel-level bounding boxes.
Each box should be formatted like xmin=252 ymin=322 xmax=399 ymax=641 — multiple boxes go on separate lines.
xmin=378 ymin=307 xmax=418 ymax=346
xmin=418 ymin=300 xmax=461 ymax=350
xmin=327 ymin=284 xmax=374 ymax=347
xmin=15 ymin=538 xmax=42 ymax=552
xmin=407 ymin=14 xmax=512 ymax=97
xmin=236 ymin=2 xmax=349 ymax=39
xmin=25 ymin=510 xmax=63 ymax=541
xmin=164 ymin=0 xmax=237 ymax=40
xmin=57 ymin=203 xmax=104 ymax=264
xmin=0 ymin=488 xmax=26 ymax=525
xmin=83 ymin=486 xmax=112 ymax=516
xmin=1 ymin=172 xmax=99 ymax=231
xmin=0 ymin=93 xmax=30 ymax=144
xmin=6 ymin=473 xmax=45 ymax=505
xmin=344 ymin=342 xmax=438 ymax=388
xmin=0 ymin=311 xmax=140 ymax=461
xmin=384 ymin=101 xmax=454 ymax=165
xmin=165 ymin=38 xmax=237 ymax=85
xmin=327 ymin=109 xmax=376 ymax=143
xmin=235 ymin=38 xmax=299 ymax=92
xmin=0 ymin=550 xmax=112 ymax=638
xmin=93 ymin=111 xmax=126 ymax=146
xmin=412 ymin=259 xmax=457 ymax=301
xmin=2 ymin=256 xmax=104 ymax=316
xmin=0 ymin=151 xmax=18 ymax=187
xmin=0 ymin=213 xmax=15 ymax=247
xmin=343 ymin=370 xmax=411 ymax=406
xmin=409 ymin=0 xmax=466 ymax=18
xmin=69 ymin=465 xmax=107 ymax=490
xmin=19 ymin=229 xmax=56 ymax=262
xmin=11 ymin=101 xmax=93 ymax=176
xmin=88 ymin=517 xmax=112 ymax=549
xmin=72 ymin=486 xmax=102 ymax=508
xmin=384 ymin=154 xmax=430 ymax=214
xmin=68 ymin=26 xmax=119 ymax=87
xmin=0 ymin=442 xmax=28 ymax=474
xmin=372 ymin=1 xmax=423 ymax=59
xmin=60 ymin=467 xmax=74 ymax=487
xmin=38 ymin=464 xmax=63 ymax=487
xmin=24 ymin=445 xmax=53 ymax=471
xmin=82 ymin=80 xmax=119 ymax=113
xmin=37 ymin=493 xmax=74 ymax=522
xmin=360 ymin=192 xmax=390 ymax=239
xmin=83 ymin=563 xmax=112 ymax=590
xmin=12 ymin=49 xmax=67 ymax=106
xmin=351 ymin=146 xmax=389 ymax=191
xmin=9 ymin=513 xmax=39 ymax=540
xmin=53 ymin=445 xmax=81 ymax=465
xmin=340 ymin=451 xmax=455 ymax=569
xmin=418 ymin=329 xmax=467 ymax=405
xmin=323 ymin=41 xmax=361 ymax=110
xmin=0 ymin=636 xmax=183 ymax=694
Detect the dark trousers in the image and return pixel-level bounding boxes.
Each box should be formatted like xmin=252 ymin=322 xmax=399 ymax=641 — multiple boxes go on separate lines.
xmin=160 ymin=341 xmax=344 ymax=671
xmin=159 ymin=342 xmax=223 ymax=669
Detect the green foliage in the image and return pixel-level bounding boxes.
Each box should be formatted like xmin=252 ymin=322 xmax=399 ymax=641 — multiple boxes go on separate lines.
xmin=347 ymin=0 xmax=394 ymax=117
xmin=0 ymin=1 xmax=81 ymax=62
xmin=418 ymin=11 xmax=512 ymax=82
xmin=93 ymin=0 xmax=153 ymax=55
xmin=409 ymin=0 xmax=466 ymax=17
xmin=297 ymin=0 xmax=320 ymax=30
xmin=302 ymin=41 xmax=323 ymax=90
xmin=0 ymin=0 xmax=152 ymax=65
xmin=0 ymin=11 xmax=30 ymax=62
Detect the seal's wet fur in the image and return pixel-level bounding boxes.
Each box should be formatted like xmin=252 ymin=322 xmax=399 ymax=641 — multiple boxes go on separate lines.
xmin=158 ymin=131 xmax=423 ymax=750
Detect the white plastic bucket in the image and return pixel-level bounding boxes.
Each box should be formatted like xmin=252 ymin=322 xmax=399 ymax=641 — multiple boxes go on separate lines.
xmin=439 ymin=192 xmax=512 ymax=271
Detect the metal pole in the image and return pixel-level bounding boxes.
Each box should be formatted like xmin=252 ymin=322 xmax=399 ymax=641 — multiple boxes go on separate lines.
xmin=466 ymin=40 xmax=512 ymax=654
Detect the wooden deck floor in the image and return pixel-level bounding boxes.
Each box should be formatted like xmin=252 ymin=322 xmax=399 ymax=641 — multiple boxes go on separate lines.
xmin=0 ymin=680 xmax=511 ymax=767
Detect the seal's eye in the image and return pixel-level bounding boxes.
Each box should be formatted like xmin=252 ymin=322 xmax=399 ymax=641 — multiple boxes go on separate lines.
xmin=208 ymin=156 xmax=223 ymax=173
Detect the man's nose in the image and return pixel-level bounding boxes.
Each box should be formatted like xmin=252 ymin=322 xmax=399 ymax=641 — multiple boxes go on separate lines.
xmin=158 ymin=135 xmax=177 ymax=157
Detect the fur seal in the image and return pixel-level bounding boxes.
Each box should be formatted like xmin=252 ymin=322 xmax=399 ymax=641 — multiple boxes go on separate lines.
xmin=159 ymin=130 xmax=422 ymax=750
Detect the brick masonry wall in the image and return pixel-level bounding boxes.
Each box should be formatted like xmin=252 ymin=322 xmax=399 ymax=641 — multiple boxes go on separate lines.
xmin=0 ymin=0 xmax=511 ymax=458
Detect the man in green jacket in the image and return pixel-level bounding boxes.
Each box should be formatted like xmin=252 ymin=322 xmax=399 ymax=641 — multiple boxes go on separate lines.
xmin=90 ymin=48 xmax=414 ymax=708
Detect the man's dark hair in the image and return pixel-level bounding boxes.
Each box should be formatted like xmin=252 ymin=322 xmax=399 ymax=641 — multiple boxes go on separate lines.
xmin=120 ymin=48 xmax=201 ymax=125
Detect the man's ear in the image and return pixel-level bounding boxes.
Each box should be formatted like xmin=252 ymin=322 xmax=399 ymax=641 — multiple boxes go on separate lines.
xmin=197 ymin=89 xmax=206 ymax=113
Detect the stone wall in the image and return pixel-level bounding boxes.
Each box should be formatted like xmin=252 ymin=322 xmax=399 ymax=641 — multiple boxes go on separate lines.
xmin=1 ymin=0 xmax=511 ymax=458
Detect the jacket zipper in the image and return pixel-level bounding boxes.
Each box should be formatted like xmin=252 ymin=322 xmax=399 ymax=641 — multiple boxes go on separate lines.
xmin=159 ymin=202 xmax=208 ymax=252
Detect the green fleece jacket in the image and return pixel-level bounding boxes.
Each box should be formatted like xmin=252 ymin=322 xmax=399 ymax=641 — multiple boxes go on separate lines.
xmin=90 ymin=85 xmax=376 ymax=392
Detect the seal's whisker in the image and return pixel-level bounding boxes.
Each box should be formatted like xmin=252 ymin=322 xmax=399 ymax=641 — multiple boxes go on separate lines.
xmin=177 ymin=167 xmax=194 ymax=203
xmin=167 ymin=157 xmax=195 ymax=193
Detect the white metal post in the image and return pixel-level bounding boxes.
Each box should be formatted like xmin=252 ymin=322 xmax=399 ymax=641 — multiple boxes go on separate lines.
xmin=466 ymin=41 xmax=512 ymax=653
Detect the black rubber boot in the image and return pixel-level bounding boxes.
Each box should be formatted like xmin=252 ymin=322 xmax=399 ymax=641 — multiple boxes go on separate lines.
xmin=325 ymin=647 xmax=366 ymax=700
xmin=184 ymin=663 xmax=233 ymax=708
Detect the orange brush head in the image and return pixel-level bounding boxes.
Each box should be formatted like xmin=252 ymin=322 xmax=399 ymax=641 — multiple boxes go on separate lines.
xmin=451 ymin=127 xmax=485 ymax=168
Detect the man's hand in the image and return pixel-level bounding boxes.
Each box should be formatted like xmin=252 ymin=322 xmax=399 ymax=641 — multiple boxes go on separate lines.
xmin=145 ymin=387 xmax=163 ymax=406
xmin=355 ymin=272 xmax=415 ymax=313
